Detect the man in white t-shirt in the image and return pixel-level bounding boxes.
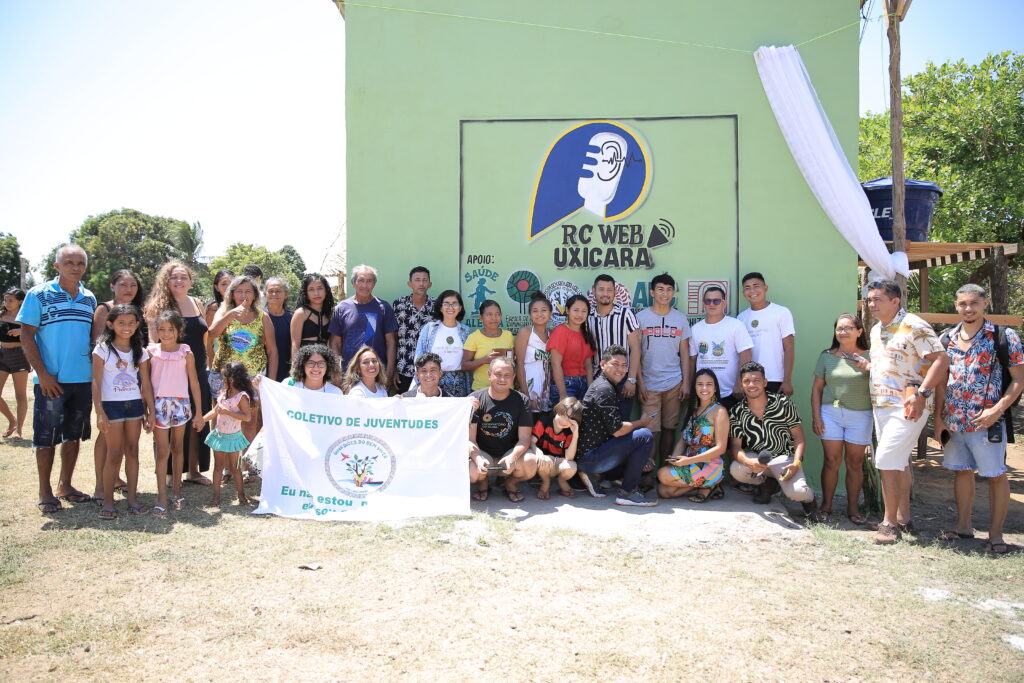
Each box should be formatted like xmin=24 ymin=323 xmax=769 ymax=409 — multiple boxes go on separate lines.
xmin=636 ymin=273 xmax=691 ymax=464
xmin=737 ymin=272 xmax=796 ymax=396
xmin=688 ymin=285 xmax=753 ymax=410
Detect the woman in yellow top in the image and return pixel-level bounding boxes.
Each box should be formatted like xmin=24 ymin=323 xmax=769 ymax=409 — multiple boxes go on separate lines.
xmin=461 ymin=299 xmax=514 ymax=391
xmin=209 ymin=275 xmax=278 ymax=445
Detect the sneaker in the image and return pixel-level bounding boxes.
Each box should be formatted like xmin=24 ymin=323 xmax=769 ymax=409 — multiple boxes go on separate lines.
xmin=874 ymin=521 xmax=902 ymax=545
xmin=615 ymin=489 xmax=658 ymax=507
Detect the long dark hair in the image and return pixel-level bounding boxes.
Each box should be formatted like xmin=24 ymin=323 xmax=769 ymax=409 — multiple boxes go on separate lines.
xmin=563 ymin=294 xmax=597 ymax=352
xmin=99 ymin=304 xmax=145 ymax=367
xmin=211 ymin=270 xmax=235 ymax=305
xmin=2 ymin=287 xmax=25 ymax=316
xmin=109 ymin=270 xmax=145 ymax=308
xmin=828 ymin=313 xmax=869 ymax=351
xmin=220 ymin=361 xmax=255 ymax=400
xmin=155 ymin=309 xmax=185 ymax=343
xmin=688 ymin=368 xmax=722 ymax=415
xmin=297 ymin=272 xmax=335 ymax=313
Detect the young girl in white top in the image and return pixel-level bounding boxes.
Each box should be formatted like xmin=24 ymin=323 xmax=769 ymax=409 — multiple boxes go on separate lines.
xmin=147 ymin=310 xmax=206 ymax=517
xmin=91 ymin=304 xmax=153 ymax=520
xmin=204 ymin=361 xmax=254 ymax=507
xmin=343 ymin=346 xmax=389 ymax=398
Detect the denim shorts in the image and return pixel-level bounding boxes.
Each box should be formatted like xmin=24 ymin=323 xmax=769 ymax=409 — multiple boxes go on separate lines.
xmin=102 ymin=399 xmax=145 ymax=423
xmin=549 ymin=375 xmax=588 ymax=405
xmin=33 ymin=382 xmax=92 ymax=448
xmin=942 ymin=426 xmax=1007 ymax=478
xmin=820 ymin=404 xmax=873 ymax=446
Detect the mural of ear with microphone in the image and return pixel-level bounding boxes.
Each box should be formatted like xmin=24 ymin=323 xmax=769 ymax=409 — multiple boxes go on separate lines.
xmin=577 ymin=131 xmax=627 ymax=218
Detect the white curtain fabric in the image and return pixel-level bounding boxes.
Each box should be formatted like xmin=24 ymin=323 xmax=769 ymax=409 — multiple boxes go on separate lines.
xmin=754 ymin=44 xmax=908 ymax=280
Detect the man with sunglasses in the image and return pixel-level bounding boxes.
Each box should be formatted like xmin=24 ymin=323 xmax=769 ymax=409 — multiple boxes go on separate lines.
xmin=688 ymin=286 xmax=753 ymax=410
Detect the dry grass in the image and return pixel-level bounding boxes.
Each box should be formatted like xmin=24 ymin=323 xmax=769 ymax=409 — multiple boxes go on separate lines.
xmin=1 ymin=388 xmax=1023 ymax=681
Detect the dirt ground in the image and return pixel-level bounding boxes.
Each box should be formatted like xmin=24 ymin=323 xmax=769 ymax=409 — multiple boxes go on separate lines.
xmin=1 ymin=388 xmax=1022 ymax=681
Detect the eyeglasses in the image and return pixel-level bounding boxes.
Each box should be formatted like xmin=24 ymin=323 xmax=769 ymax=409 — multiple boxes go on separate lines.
xmin=305 ymin=361 xmax=327 ymax=368
xmin=703 ymin=298 xmax=724 ymax=305
xmin=835 ymin=326 xmax=857 ymax=333
xmin=441 ymin=302 xmax=460 ymax=308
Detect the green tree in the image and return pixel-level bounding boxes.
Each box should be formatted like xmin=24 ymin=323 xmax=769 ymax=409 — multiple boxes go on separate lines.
xmin=0 ymin=233 xmax=23 ymax=293
xmin=277 ymin=244 xmax=307 ymax=281
xmin=208 ymin=243 xmax=301 ymax=307
xmin=40 ymin=208 xmax=202 ymax=301
xmin=859 ymin=51 xmax=1024 ymax=312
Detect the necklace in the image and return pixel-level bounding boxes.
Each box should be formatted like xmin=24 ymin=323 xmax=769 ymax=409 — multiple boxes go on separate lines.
xmin=958 ymin=325 xmax=983 ymax=343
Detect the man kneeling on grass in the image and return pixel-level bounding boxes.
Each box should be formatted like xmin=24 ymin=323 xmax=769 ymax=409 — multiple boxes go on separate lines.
xmin=531 ymin=397 xmax=582 ymax=500
xmin=729 ymin=361 xmax=820 ymax=519
xmin=468 ymin=356 xmax=540 ymax=503
xmin=576 ymin=344 xmax=658 ymax=507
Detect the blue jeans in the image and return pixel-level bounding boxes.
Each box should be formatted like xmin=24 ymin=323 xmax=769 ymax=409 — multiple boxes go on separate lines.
xmin=577 ymin=428 xmax=653 ymax=492
xmin=549 ymin=375 xmax=588 ymax=405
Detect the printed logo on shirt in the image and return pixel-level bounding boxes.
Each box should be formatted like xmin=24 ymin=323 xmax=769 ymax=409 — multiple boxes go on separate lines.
xmin=642 ymin=326 xmax=683 ymax=338
xmin=712 ymin=341 xmax=725 ymax=357
xmin=480 ymin=411 xmax=513 ymax=440
xmin=750 ymin=319 xmax=759 ymax=329
xmin=698 ymin=341 xmax=709 ymax=355
xmin=229 ymin=329 xmax=256 ymax=353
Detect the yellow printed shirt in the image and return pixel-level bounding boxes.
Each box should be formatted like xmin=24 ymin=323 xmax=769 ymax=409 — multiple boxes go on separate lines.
xmin=868 ymin=309 xmax=942 ymax=409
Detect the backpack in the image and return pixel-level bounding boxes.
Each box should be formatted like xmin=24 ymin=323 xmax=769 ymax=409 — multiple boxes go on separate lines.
xmin=939 ymin=323 xmax=1020 ymax=442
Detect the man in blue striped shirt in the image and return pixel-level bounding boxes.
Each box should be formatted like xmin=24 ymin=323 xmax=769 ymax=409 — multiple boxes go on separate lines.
xmin=17 ymin=244 xmax=97 ymax=513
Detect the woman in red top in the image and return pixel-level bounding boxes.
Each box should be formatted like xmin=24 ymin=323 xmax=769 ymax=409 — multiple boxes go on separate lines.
xmin=547 ymin=294 xmax=596 ymax=405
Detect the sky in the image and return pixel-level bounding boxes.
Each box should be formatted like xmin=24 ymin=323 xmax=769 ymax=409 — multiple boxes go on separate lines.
xmin=1 ymin=0 xmax=1022 ymax=276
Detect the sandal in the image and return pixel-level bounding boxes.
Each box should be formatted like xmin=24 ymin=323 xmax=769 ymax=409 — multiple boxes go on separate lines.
xmin=846 ymin=512 xmax=867 ymax=526
xmin=184 ymin=475 xmax=212 ymax=486
xmin=985 ymin=541 xmax=1009 ymax=555
xmin=733 ymin=482 xmax=756 ymax=495
xmin=708 ymin=483 xmax=724 ymax=500
xmin=36 ymin=500 xmax=62 ymax=514
xmin=2 ymin=425 xmax=16 ymax=438
xmin=557 ymin=487 xmax=576 ymax=498
xmin=151 ymin=506 xmax=167 ymax=519
xmin=58 ymin=490 xmax=92 ymax=504
xmin=688 ymin=488 xmax=712 ymax=503
xmin=537 ymin=488 xmax=551 ymax=501
xmin=503 ymin=488 xmax=525 ymax=503
xmin=172 ymin=497 xmax=185 ymax=510
xmin=99 ymin=508 xmax=118 ymax=520
xmin=128 ymin=505 xmax=149 ymax=515
xmin=471 ymin=486 xmax=490 ymax=502
xmin=938 ymin=529 xmax=974 ymax=541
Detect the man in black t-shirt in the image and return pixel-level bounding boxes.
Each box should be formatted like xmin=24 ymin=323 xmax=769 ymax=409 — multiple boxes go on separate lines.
xmin=468 ymin=357 xmax=540 ymax=503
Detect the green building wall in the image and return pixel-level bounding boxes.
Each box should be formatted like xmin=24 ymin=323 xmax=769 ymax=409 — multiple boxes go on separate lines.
xmin=344 ymin=0 xmax=861 ymax=490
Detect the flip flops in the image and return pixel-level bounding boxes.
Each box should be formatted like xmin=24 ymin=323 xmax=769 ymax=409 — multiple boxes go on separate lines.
xmin=986 ymin=541 xmax=1009 ymax=555
xmin=59 ymin=491 xmax=92 ymax=503
xmin=128 ymin=505 xmax=149 ymax=515
xmin=938 ymin=529 xmax=975 ymax=541
xmin=503 ymin=488 xmax=525 ymax=503
xmin=36 ymin=500 xmax=62 ymax=514
xmin=99 ymin=508 xmax=118 ymax=520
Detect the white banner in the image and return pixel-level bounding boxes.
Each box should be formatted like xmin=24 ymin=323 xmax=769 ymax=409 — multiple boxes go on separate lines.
xmin=253 ymin=379 xmax=473 ymax=521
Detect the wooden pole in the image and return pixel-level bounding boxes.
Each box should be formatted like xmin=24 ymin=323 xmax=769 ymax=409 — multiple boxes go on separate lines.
xmin=992 ymin=245 xmax=1008 ymax=314
xmin=918 ymin=265 xmax=929 ymax=312
xmin=885 ymin=0 xmax=910 ymax=296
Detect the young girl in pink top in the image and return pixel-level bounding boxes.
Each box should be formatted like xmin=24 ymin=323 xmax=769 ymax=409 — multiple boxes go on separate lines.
xmin=204 ymin=361 xmax=254 ymax=507
xmin=147 ymin=310 xmax=205 ymax=518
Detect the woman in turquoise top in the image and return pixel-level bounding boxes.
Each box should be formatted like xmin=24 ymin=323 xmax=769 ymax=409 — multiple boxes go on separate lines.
xmin=810 ymin=313 xmax=872 ymax=525
xmin=656 ymin=368 xmax=729 ymax=502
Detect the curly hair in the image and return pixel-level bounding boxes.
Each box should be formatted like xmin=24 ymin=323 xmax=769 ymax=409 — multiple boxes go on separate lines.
xmin=143 ymin=262 xmax=195 ymax=323
xmin=290 ymin=343 xmax=342 ymax=385
xmin=342 ymin=346 xmax=386 ymax=393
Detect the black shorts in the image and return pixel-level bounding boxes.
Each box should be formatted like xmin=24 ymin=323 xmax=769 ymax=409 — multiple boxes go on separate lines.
xmin=33 ymin=382 xmax=92 ymax=448
xmin=0 ymin=347 xmax=30 ymax=374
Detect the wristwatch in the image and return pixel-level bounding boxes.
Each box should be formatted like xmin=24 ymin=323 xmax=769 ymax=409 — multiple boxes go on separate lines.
xmin=915 ymin=386 xmax=933 ymax=399
xmin=626 ymin=377 xmax=637 ymax=384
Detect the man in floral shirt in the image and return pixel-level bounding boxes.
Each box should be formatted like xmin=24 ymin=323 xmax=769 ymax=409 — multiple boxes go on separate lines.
xmin=934 ymin=284 xmax=1024 ymax=555
xmin=392 ymin=266 xmax=435 ymax=393
xmin=865 ymin=280 xmax=947 ymax=545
